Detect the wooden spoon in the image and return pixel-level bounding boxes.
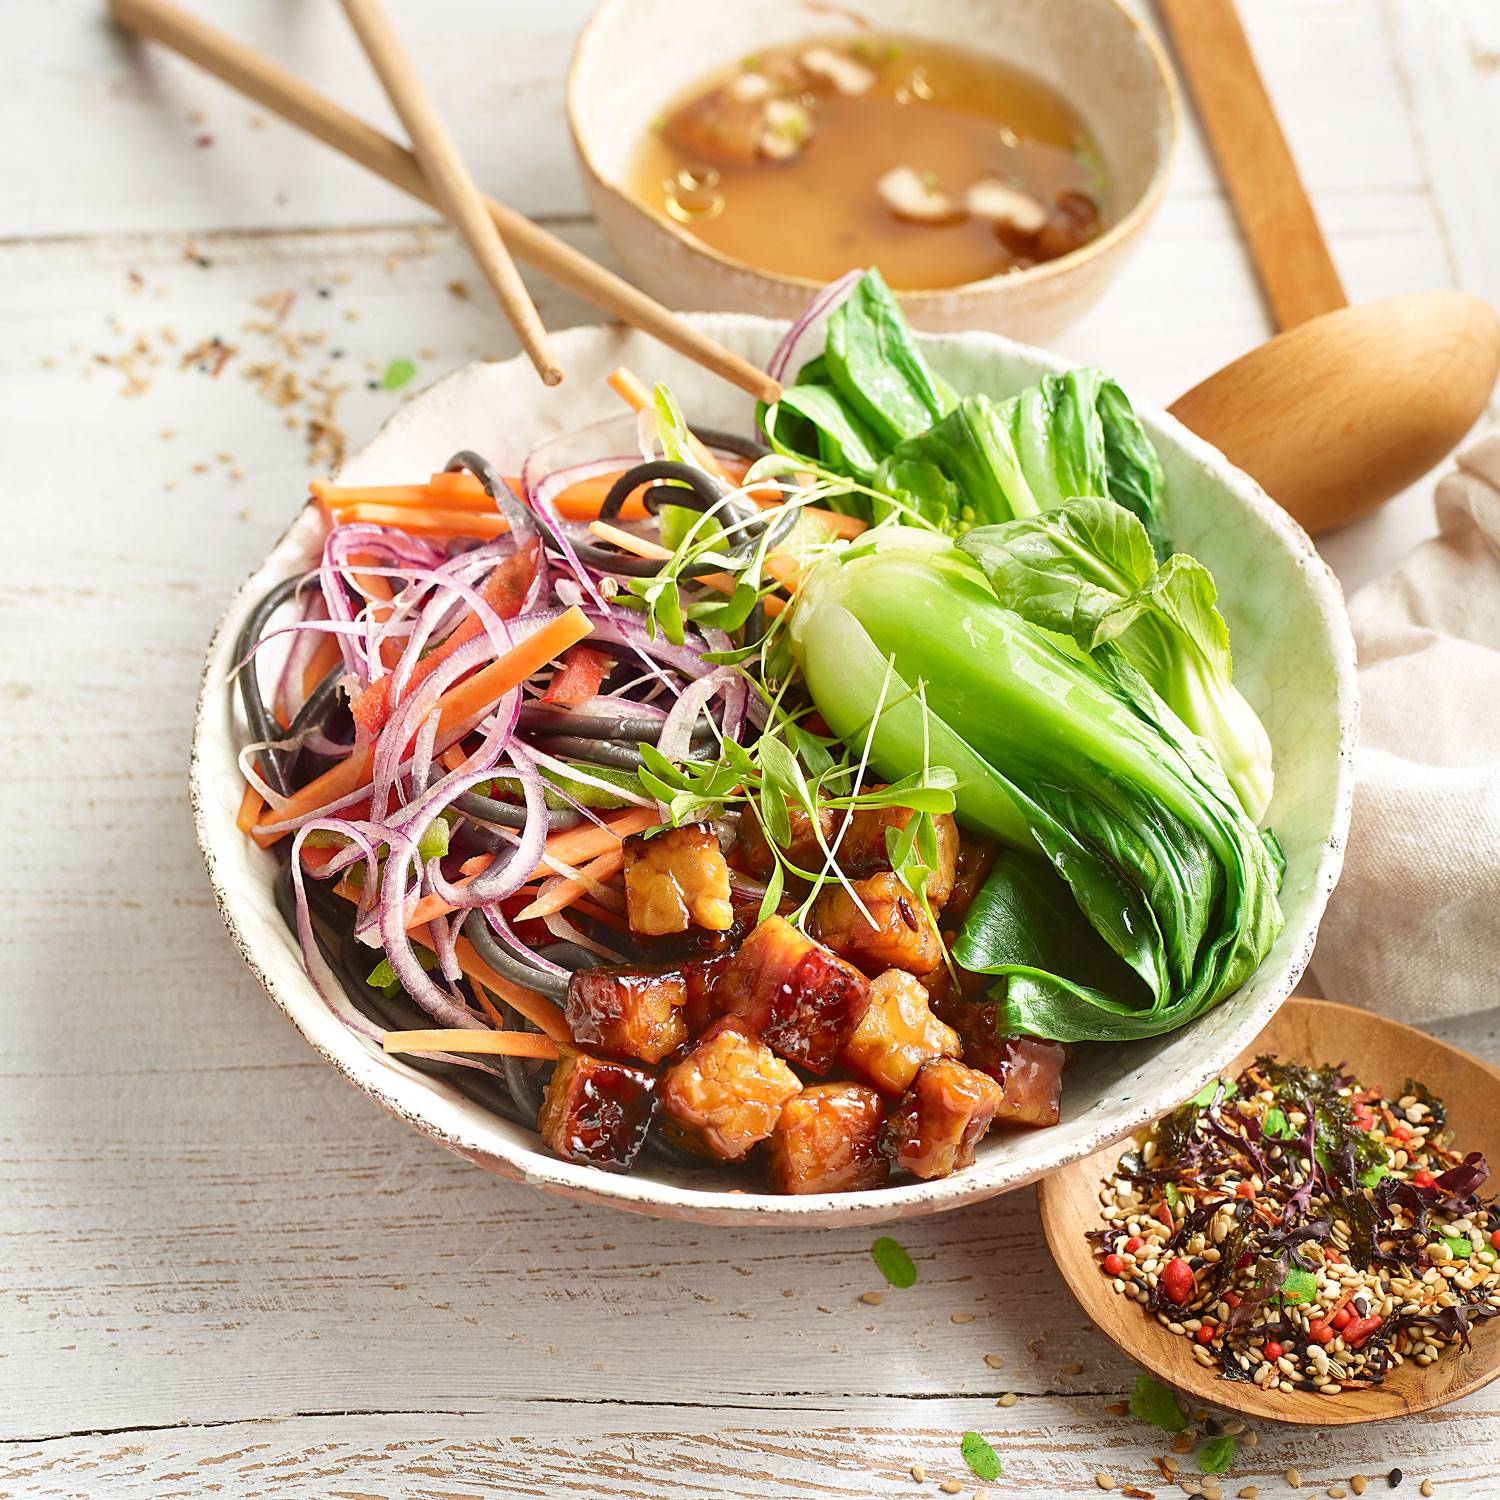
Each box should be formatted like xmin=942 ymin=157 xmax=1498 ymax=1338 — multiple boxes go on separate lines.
xmin=1160 ymin=0 xmax=1500 ymax=534
xmin=1038 ymin=997 xmax=1500 ymax=1426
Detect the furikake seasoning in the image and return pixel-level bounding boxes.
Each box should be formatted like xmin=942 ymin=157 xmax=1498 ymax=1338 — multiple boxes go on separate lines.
xmin=1090 ymin=1056 xmax=1499 ymax=1394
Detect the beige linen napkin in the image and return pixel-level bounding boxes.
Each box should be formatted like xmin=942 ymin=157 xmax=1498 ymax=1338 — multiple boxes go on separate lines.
xmin=1309 ymin=430 xmax=1500 ymax=1020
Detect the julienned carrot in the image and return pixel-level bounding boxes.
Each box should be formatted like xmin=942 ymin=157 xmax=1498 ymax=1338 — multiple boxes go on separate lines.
xmin=254 ymin=607 xmax=593 ymax=840
xmin=607 ymin=365 xmax=733 ymax=484
xmin=382 ymin=1028 xmax=560 ymax=1060
xmin=390 ymin=806 xmax=656 ymax=932
xmin=515 ymin=846 xmax=627 ymax=921
xmin=236 ymin=778 xmax=266 ymax=834
xmin=302 ymin=633 xmax=343 ymax=698
xmin=530 ymin=807 xmax=656 ymax=877
xmin=312 ymin=473 xmax=495 ymax=515
xmin=348 ymin=541 xmax=540 ymax=740
xmin=588 ymin=521 xmax=671 ymax=561
xmin=340 ymin=504 xmax=510 ymax=540
xmin=452 ymin=935 xmax=571 ymax=1041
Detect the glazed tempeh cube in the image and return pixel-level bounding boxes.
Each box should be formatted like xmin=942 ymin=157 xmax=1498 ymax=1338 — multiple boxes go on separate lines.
xmin=736 ymin=800 xmax=834 ymax=880
xmin=767 ymin=1083 xmax=889 ymax=1194
xmin=810 ymin=872 xmax=943 ymax=975
xmin=537 ymin=1050 xmax=658 ymax=1171
xmin=624 ymin=823 xmax=733 ymax=935
xmin=841 ymin=968 xmax=961 ymax=1095
xmin=880 ymin=1056 xmax=1004 ymax=1179
xmin=715 ymin=915 xmax=872 ymax=1072
xmin=659 ymin=1018 xmax=801 ymax=1160
xmin=963 ymin=1029 xmax=1065 ymax=1128
xmin=838 ymin=800 xmax=959 ymax=906
xmin=565 ymin=965 xmax=689 ymax=1065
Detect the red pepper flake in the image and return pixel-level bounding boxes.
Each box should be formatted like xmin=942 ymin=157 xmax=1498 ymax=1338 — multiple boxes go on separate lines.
xmin=1344 ymin=1313 xmax=1383 ymax=1349
xmin=1412 ymin=1169 xmax=1437 ymax=1189
xmin=1308 ymin=1319 xmax=1337 ymax=1345
xmin=1235 ymin=1181 xmax=1256 ymax=1199
xmin=1332 ymin=1306 xmax=1353 ymax=1330
xmin=194 ymin=132 xmax=215 ymax=148
xmin=1392 ymin=1123 xmax=1413 ymax=1142
xmin=1223 ymin=1291 xmax=1241 ymax=1309
xmin=1160 ymin=1258 xmax=1195 ymax=1305
xmin=1124 ymin=1236 xmax=1144 ymax=1254
xmin=1156 ymin=1201 xmax=1174 ymax=1229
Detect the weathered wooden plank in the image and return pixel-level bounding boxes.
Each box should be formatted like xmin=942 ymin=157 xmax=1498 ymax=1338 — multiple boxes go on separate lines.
xmin=5 ymin=1398 xmax=1500 ymax=1499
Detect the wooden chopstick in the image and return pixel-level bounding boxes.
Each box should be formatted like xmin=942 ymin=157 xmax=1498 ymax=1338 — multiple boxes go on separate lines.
xmin=335 ymin=0 xmax=561 ymax=386
xmin=105 ymin=0 xmax=782 ymax=405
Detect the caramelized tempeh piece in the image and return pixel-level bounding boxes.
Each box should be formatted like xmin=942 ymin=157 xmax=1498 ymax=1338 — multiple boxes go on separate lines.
xmin=565 ymin=966 xmax=688 ymax=1065
xmin=715 ymin=915 xmax=872 ymax=1073
xmin=537 ymin=1050 xmax=658 ymax=1171
xmin=945 ymin=1001 xmax=1066 ymax=1129
xmin=838 ymin=800 xmax=959 ymax=906
xmin=810 ymin=872 xmax=942 ymax=975
xmin=943 ymin=836 xmax=996 ymax=926
xmin=659 ymin=1018 xmax=801 ymax=1160
xmin=736 ymin=801 xmax=834 ymax=880
xmin=841 ymin=969 xmax=961 ymax=1095
xmin=881 ymin=1057 xmax=1004 ymax=1180
xmin=624 ymin=824 xmax=733 ymax=935
xmin=767 ymin=1083 xmax=889 ymax=1195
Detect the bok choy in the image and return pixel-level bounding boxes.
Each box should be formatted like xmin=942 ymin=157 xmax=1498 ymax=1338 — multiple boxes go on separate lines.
xmin=958 ymin=499 xmax=1275 ymax=821
xmin=760 ymin=269 xmax=1172 ymax=554
xmin=786 ymin=530 xmax=1284 ymax=1043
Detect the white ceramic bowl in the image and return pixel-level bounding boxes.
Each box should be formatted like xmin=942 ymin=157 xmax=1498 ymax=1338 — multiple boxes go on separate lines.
xmin=190 ymin=315 xmax=1357 ymax=1228
xmin=568 ymin=0 xmax=1179 ymax=341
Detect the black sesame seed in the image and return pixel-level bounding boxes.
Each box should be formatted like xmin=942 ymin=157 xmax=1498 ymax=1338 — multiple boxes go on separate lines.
xmin=1388 ymin=1468 xmax=1403 ymax=1488
xmin=366 ymin=380 xmax=378 ymax=390
xmin=317 ymin=287 xmax=332 ymax=298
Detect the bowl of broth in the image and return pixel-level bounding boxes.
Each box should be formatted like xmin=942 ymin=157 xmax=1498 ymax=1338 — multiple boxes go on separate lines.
xmin=568 ymin=0 xmax=1179 ymax=340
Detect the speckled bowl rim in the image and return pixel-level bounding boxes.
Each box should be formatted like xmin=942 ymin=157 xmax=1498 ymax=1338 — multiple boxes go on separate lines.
xmin=189 ymin=313 xmax=1357 ymax=1227
xmin=565 ymin=0 xmax=1182 ymax=306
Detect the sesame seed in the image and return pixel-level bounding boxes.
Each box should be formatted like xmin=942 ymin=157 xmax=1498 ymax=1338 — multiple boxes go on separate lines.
xmin=997 ymin=1392 xmax=1017 ymax=1407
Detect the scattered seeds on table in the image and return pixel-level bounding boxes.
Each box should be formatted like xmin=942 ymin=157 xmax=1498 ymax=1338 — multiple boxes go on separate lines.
xmin=1096 ymin=1474 xmax=1115 ymax=1491
xmin=997 ymin=1391 xmax=1017 ymax=1407
xmin=1419 ymin=1483 xmax=1434 ymax=1497
xmin=910 ymin=1463 xmax=926 ymax=1483
xmin=940 ymin=1482 xmax=963 ymax=1495
xmin=1286 ymin=1470 xmax=1303 ymax=1489
xmin=860 ymin=1290 xmax=884 ymax=1306
xmin=984 ymin=1353 xmax=1006 ymax=1369
xmin=951 ymin=1311 xmax=975 ymax=1324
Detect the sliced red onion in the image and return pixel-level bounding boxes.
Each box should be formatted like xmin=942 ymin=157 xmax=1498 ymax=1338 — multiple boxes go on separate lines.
xmin=425 ymin=907 xmax=462 ymax=985
xmin=424 ymin=746 xmax=548 ymax=907
xmin=320 ymin=524 xmax=442 ymax=680
xmin=288 ymin=819 xmax=388 ymax=1041
xmin=658 ymin=667 xmax=738 ymax=762
xmin=377 ymin=827 xmax=486 ymax=1031
xmin=542 ymin=909 xmax=626 ymax=963
xmin=483 ymin=904 xmax=569 ymax=978
xmin=765 ymin=269 xmax=863 ymax=386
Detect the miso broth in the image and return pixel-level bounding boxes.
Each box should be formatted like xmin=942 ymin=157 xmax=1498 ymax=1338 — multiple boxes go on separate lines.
xmin=626 ymin=34 xmax=1108 ymax=290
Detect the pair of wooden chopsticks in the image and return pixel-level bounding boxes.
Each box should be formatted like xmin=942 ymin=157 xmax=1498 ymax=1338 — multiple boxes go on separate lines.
xmin=106 ymin=0 xmax=780 ymax=404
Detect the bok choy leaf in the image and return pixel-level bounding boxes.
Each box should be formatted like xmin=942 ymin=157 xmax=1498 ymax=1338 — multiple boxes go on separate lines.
xmin=959 ymin=498 xmax=1274 ymax=822
xmin=787 ymin=530 xmax=1284 ymax=1043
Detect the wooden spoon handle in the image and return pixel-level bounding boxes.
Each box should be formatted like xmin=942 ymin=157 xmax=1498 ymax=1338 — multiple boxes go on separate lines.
xmin=1159 ymin=0 xmax=1346 ymax=329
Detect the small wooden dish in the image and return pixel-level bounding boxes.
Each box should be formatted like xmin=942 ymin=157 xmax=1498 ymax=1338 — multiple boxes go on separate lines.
xmin=1038 ymin=997 xmax=1500 ymax=1425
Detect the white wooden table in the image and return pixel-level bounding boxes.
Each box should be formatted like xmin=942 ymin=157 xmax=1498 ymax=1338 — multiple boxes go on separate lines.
xmin=5 ymin=2 xmax=1500 ymax=1495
